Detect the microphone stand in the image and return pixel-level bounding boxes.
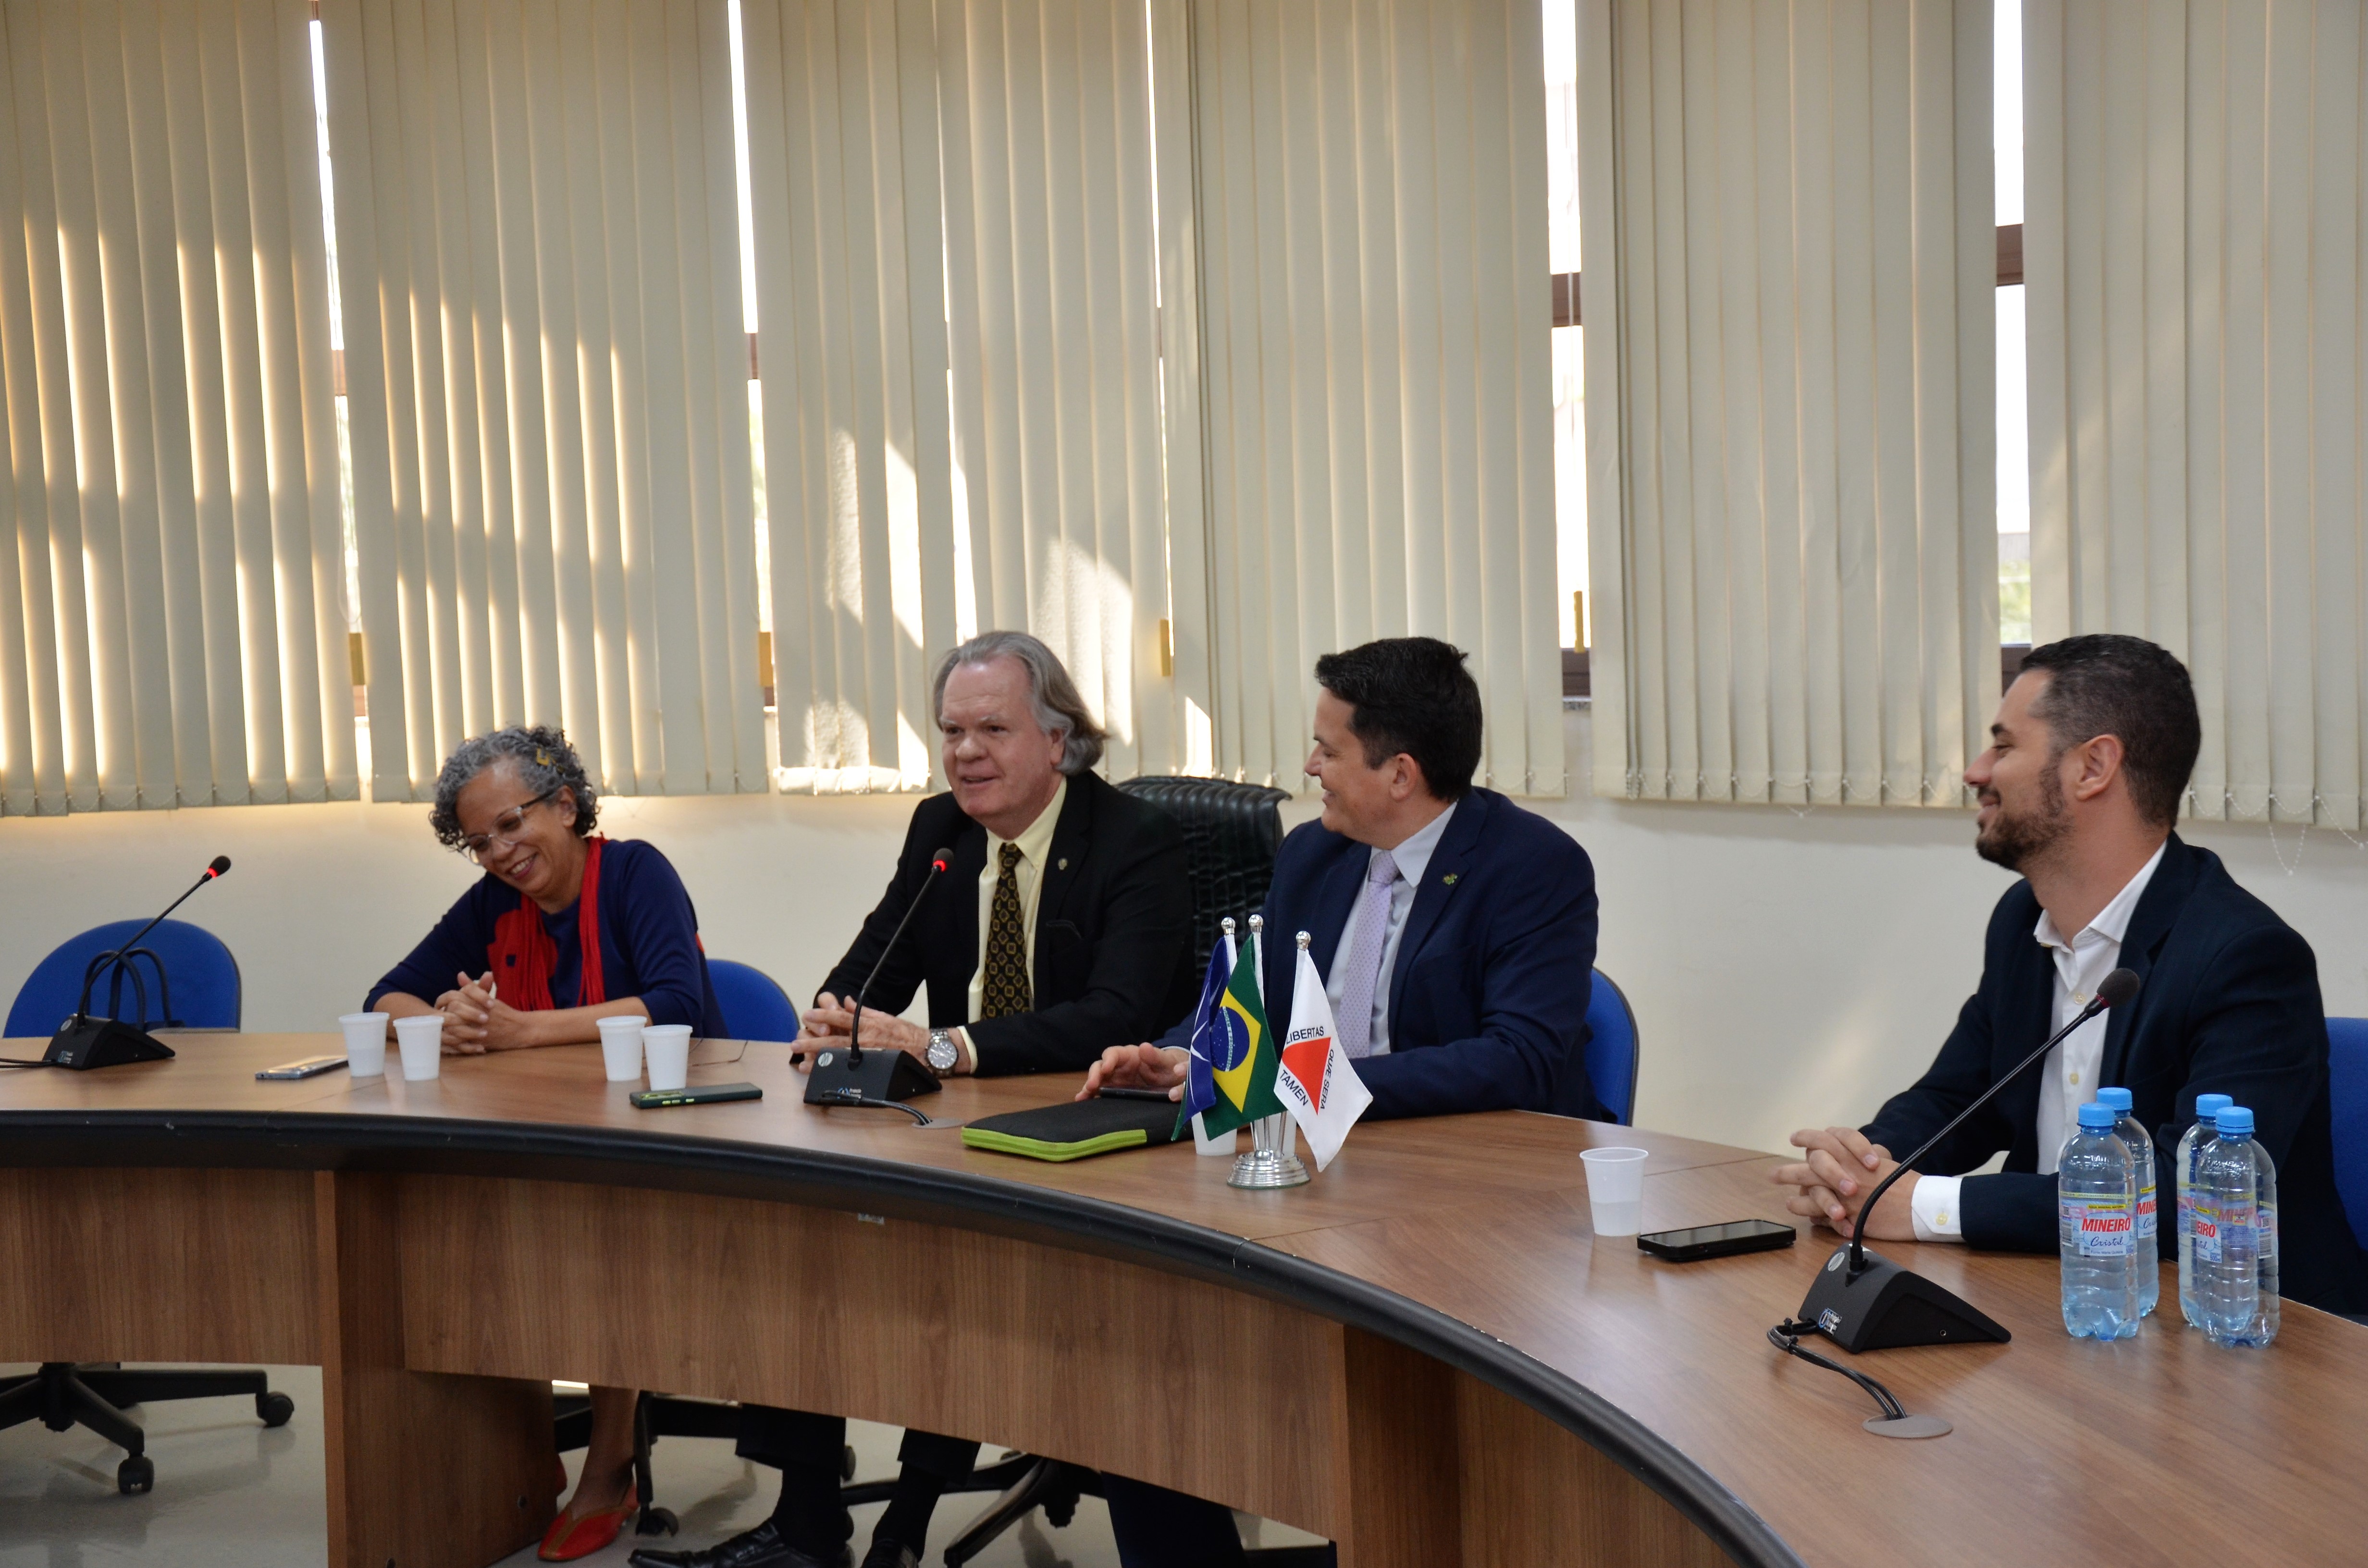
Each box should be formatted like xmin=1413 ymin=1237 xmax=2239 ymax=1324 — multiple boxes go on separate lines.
xmin=1791 ymin=971 xmax=2138 ymax=1354
xmin=804 ymin=851 xmax=952 ymax=1110
xmin=23 ymin=859 xmax=234 ymax=1071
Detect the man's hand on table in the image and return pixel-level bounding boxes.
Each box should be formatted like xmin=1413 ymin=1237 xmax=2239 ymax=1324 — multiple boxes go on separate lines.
xmin=1772 ymin=1126 xmax=1915 ymax=1241
xmin=794 ymin=991 xmax=941 ymax=1072
xmin=1076 ymin=1043 xmax=1188 ymax=1102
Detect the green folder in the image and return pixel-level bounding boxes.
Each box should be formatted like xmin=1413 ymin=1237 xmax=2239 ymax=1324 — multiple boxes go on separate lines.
xmin=960 ymin=1095 xmax=1186 ymax=1162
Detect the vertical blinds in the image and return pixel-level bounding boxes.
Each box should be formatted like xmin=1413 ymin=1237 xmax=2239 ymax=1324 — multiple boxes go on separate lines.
xmin=1580 ymin=0 xmax=1997 ymax=806
xmin=0 ymin=0 xmax=353 ymax=815
xmin=742 ymin=0 xmax=1188 ymax=793
xmin=1187 ymin=0 xmax=1566 ymax=796
xmin=2025 ymin=0 xmax=2368 ymax=828
xmin=322 ymin=0 xmax=765 ymax=803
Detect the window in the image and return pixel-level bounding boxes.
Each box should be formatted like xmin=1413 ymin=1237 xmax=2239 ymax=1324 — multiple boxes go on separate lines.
xmin=1996 ymin=0 xmax=2029 ymax=646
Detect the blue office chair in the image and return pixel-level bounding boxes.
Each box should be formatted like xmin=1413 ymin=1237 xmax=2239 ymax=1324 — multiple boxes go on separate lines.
xmin=706 ymin=958 xmax=798 ymax=1043
xmin=1584 ymin=968 xmax=1640 ymax=1126
xmin=0 ymin=916 xmax=276 ymax=1495
xmin=5 ymin=918 xmax=241 ymax=1038
xmin=2329 ymin=1017 xmax=2368 ymax=1253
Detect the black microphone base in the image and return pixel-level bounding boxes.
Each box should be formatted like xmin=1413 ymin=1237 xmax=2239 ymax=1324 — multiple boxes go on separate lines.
xmin=1797 ymin=1245 xmax=2012 ymax=1353
xmin=44 ymin=1016 xmax=177 ymax=1071
xmin=802 ymin=1045 xmax=940 ymax=1106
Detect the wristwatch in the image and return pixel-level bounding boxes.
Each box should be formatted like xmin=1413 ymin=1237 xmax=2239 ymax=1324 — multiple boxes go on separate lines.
xmin=925 ymin=1028 xmax=962 ymax=1078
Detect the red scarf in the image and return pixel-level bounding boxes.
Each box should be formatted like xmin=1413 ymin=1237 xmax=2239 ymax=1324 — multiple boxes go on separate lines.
xmin=485 ymin=836 xmax=606 ymax=1011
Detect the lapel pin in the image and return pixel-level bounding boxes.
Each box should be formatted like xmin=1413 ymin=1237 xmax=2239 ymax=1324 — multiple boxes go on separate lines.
xmin=1058 ymin=857 xmax=1069 ymax=871
xmin=1442 ymin=872 xmax=1459 ymax=886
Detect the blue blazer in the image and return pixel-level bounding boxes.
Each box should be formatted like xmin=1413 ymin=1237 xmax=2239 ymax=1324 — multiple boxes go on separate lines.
xmin=1166 ymin=788 xmax=1602 ymax=1121
xmin=1864 ymin=834 xmax=2367 ymax=1314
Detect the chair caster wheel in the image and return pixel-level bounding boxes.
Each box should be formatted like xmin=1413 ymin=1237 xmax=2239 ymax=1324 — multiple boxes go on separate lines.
xmin=118 ymin=1455 xmax=154 ymax=1494
xmin=636 ymin=1507 xmax=679 ymax=1537
xmin=256 ymin=1391 xmax=295 ymax=1428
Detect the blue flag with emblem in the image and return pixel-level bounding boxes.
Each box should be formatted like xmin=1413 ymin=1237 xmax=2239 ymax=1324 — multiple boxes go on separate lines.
xmin=1174 ymin=929 xmax=1235 ymax=1137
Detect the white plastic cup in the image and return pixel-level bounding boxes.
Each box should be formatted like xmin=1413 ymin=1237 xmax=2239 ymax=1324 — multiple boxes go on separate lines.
xmin=339 ymin=1012 xmax=389 ymax=1078
xmin=597 ymin=1015 xmax=646 ymax=1083
xmin=394 ymin=1014 xmax=445 ymax=1081
xmin=1580 ymin=1145 xmax=1651 ymax=1237
xmin=642 ymin=1025 xmax=692 ymax=1092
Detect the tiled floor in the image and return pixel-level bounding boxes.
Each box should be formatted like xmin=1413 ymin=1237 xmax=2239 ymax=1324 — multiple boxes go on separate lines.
xmin=0 ymin=1366 xmax=1320 ymax=1567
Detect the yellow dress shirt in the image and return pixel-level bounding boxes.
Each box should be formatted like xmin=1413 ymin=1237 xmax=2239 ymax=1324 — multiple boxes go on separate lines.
xmin=963 ymin=777 xmax=1067 ymax=1026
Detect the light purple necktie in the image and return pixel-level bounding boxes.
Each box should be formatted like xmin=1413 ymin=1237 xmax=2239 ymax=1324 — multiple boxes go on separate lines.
xmin=1334 ymin=849 xmax=1398 ymax=1060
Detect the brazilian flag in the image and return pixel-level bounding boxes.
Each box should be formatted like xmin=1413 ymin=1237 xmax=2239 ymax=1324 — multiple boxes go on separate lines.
xmin=1200 ymin=929 xmax=1283 ymax=1136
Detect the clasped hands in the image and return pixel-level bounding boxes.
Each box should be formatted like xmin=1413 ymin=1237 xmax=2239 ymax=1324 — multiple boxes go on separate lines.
xmin=434 ymin=969 xmax=535 ymax=1053
xmin=1771 ymin=1126 xmax=1917 ymax=1243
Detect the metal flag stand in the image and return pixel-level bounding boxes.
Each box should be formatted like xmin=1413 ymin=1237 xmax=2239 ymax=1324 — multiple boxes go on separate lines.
xmin=1228 ymin=917 xmax=1309 ymax=1189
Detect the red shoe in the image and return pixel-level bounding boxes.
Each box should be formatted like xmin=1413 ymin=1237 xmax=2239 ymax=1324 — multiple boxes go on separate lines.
xmin=538 ymin=1487 xmax=637 ymax=1561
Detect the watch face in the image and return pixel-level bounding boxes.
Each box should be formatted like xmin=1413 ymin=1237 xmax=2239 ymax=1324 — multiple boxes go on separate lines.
xmin=926 ymin=1034 xmax=959 ymax=1071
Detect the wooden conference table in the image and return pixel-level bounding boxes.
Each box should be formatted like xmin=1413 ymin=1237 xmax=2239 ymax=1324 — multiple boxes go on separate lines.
xmin=2 ymin=1033 xmax=2365 ymax=1568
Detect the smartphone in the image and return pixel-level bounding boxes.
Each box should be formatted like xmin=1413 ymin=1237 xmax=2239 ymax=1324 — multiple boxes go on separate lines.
xmin=1636 ymin=1218 xmax=1796 ymax=1263
xmin=630 ymin=1081 xmax=764 ymax=1109
xmin=256 ymin=1055 xmax=348 ymax=1081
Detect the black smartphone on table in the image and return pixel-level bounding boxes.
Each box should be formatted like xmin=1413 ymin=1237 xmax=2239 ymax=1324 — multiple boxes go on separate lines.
xmin=1635 ymin=1218 xmax=1796 ymax=1262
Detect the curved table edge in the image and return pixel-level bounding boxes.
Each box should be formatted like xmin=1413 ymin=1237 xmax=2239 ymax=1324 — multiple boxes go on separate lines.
xmin=1 ymin=1107 xmax=1806 ymax=1568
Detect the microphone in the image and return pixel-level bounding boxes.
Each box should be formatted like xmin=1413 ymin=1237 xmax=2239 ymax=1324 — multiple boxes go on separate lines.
xmin=803 ymin=847 xmax=954 ymax=1111
xmin=1792 ymin=966 xmax=2144 ymax=1354
xmin=31 ymin=857 xmax=236 ymax=1071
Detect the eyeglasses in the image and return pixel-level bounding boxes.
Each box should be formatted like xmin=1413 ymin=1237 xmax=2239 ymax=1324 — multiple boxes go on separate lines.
xmin=455 ymin=786 xmax=562 ymax=863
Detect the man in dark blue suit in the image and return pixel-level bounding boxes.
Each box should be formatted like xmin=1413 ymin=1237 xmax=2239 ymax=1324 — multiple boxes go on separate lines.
xmin=1776 ymin=634 xmax=2367 ymax=1315
xmin=1079 ymin=636 xmax=1602 ymax=1568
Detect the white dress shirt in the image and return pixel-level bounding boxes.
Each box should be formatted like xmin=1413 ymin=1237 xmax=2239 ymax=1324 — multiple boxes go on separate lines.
xmin=1910 ymin=841 xmax=2166 ymax=1242
xmin=1323 ymin=801 xmax=1456 ymax=1058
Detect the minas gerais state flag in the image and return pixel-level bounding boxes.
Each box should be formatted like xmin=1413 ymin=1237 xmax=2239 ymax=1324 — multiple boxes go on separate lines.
xmin=1274 ymin=932 xmax=1372 ymax=1171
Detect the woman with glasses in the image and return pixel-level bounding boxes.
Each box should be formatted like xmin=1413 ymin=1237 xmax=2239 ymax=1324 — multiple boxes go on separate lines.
xmin=363 ymin=723 xmax=722 ymax=1560
xmin=366 ymin=723 xmax=725 ymax=1056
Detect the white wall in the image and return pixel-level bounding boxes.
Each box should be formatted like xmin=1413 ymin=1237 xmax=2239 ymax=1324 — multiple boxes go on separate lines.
xmin=4 ymin=708 xmax=2363 ymax=1156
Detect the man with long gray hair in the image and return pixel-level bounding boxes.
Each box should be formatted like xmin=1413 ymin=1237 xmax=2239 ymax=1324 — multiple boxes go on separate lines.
xmin=634 ymin=631 xmax=1194 ymax=1568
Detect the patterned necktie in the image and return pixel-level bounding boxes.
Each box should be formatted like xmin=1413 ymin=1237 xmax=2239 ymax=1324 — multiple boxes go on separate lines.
xmin=1333 ymin=849 xmax=1398 ymax=1059
xmin=981 ymin=841 xmax=1032 ymax=1017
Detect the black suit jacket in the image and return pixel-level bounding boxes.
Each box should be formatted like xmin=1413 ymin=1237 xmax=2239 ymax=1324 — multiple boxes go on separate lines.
xmin=1863 ymin=834 xmax=2368 ymax=1313
xmin=820 ymin=772 xmax=1196 ymax=1077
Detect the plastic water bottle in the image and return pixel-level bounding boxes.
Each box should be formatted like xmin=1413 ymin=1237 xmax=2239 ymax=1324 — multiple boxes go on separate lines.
xmin=2096 ymin=1088 xmax=2159 ymax=1316
xmin=2195 ymin=1106 xmax=2279 ymax=1348
xmin=2177 ymin=1092 xmax=2234 ymax=1327
xmin=2194 ymin=1108 xmax=2259 ymax=1344
xmin=2251 ymin=1126 xmax=2281 ymax=1347
xmin=2058 ymin=1102 xmax=2139 ymax=1339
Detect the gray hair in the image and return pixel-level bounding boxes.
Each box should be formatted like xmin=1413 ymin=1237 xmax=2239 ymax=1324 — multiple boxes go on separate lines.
xmin=931 ymin=631 xmax=1106 ymax=775
xmin=427 ymin=724 xmax=600 ymax=847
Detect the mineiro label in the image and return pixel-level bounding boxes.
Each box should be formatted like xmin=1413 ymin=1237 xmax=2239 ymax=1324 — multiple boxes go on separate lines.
xmin=2061 ymin=1197 xmax=2133 ymax=1259
xmin=2134 ymin=1189 xmax=2157 ymax=1240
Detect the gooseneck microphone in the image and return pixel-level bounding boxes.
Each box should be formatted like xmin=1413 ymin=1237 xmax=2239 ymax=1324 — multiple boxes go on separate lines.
xmin=1843 ymin=966 xmax=2141 ymax=1279
xmin=804 ymin=848 xmax=953 ymax=1112
xmin=1789 ymin=966 xmax=2144 ymax=1356
xmin=846 ymin=848 xmax=952 ymax=1069
xmin=9 ymin=856 xmax=237 ymax=1071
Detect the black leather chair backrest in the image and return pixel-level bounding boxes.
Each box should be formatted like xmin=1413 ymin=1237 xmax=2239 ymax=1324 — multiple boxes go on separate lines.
xmin=1114 ymin=775 xmax=1294 ymax=973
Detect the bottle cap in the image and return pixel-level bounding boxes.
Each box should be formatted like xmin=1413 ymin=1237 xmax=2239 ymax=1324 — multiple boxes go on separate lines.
xmin=2077 ymin=1102 xmax=2116 ymax=1130
xmin=2195 ymin=1092 xmax=2234 ymax=1122
xmin=2097 ymin=1087 xmax=2133 ymax=1112
xmin=2216 ymin=1105 xmax=2254 ymax=1137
